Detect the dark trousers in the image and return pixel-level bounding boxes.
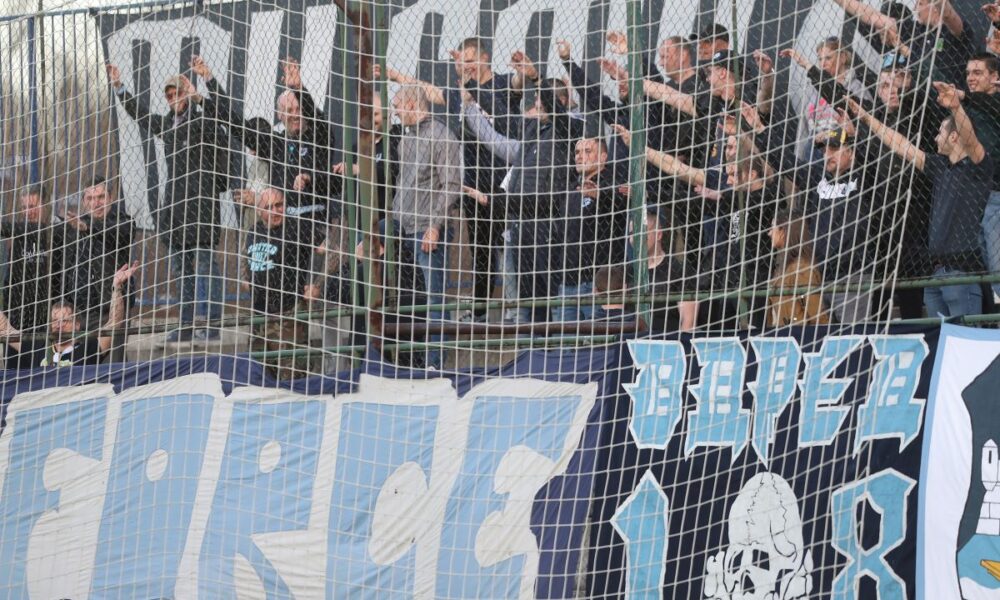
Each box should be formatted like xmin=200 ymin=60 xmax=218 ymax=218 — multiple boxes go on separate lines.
xmin=462 ymin=195 xmax=500 ymax=314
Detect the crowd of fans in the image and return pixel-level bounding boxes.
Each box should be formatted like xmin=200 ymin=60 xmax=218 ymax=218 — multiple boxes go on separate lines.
xmin=3 ymin=0 xmax=1000 ymax=372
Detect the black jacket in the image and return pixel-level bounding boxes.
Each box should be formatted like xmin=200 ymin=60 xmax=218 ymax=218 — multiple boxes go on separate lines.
xmin=1 ymin=221 xmax=66 ymax=330
xmin=115 ymin=88 xmax=229 ymax=250
xmin=62 ymin=206 xmax=135 ymax=316
xmin=505 ymin=90 xmax=585 ymax=221
xmin=551 ymin=169 xmax=628 ymax=286
xmin=209 ymin=80 xmax=341 ymax=217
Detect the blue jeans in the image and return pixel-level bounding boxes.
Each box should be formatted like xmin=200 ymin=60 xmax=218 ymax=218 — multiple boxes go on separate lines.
xmin=401 ymin=224 xmax=450 ymax=370
xmin=982 ymin=191 xmax=1000 ymax=297
xmin=551 ymin=281 xmax=599 ymax=322
xmin=169 ymin=247 xmax=223 ymax=325
xmin=502 ymin=228 xmax=530 ymax=322
xmin=924 ymin=267 xmax=982 ymax=318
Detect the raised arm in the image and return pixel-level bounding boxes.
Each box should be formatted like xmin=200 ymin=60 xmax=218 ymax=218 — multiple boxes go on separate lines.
xmin=614 ymin=124 xmax=705 ymax=186
xmin=509 ymin=50 xmax=539 ymax=91
xmin=99 ymin=262 xmax=139 ymax=353
xmin=830 ymin=0 xmax=896 ymax=30
xmin=753 ymin=51 xmax=777 ymax=116
xmin=935 ymin=81 xmax=986 ymax=163
xmin=106 ymin=63 xmax=168 ymax=136
xmin=462 ymin=103 xmax=521 ymax=164
xmin=0 ymin=306 xmax=21 ymax=354
xmin=559 ymin=43 xmax=628 ymax=127
xmin=848 ymin=98 xmax=926 ymax=169
xmin=377 ymin=64 xmax=446 ymax=107
xmin=642 ymin=79 xmax=696 ymax=116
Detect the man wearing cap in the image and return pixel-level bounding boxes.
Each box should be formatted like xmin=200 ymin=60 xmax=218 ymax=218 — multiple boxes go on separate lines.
xmin=106 ymin=62 xmax=230 ymax=343
xmin=757 ymin=121 xmax=892 ymax=323
xmin=643 ymin=48 xmax=766 ymax=175
xmin=852 ymin=82 xmax=992 ymax=317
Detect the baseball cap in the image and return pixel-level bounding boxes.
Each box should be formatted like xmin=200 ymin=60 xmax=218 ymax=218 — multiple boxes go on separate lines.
xmin=817 ymin=127 xmax=854 ymax=148
xmin=705 ymin=49 xmax=743 ymax=74
xmin=688 ymin=23 xmax=730 ymax=43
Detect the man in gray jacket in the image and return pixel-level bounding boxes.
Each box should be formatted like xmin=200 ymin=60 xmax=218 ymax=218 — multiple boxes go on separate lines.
xmin=390 ymin=85 xmax=464 ymax=369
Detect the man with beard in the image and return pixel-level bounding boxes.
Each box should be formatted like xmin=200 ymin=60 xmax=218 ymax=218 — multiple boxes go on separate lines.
xmin=0 ymin=262 xmax=138 ymax=369
xmin=0 ymin=186 xmax=67 ymax=332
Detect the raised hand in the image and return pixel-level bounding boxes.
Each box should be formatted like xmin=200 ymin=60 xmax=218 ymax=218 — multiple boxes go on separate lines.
xmin=983 ymin=2 xmax=1000 ymax=23
xmin=599 ymin=58 xmax=628 ymax=81
xmin=113 ymin=261 xmax=140 ymax=289
xmin=845 ymin=97 xmax=867 ymax=119
xmin=752 ymin=50 xmax=774 ymax=75
xmin=933 ymin=81 xmax=961 ymax=110
xmin=293 ymin=173 xmax=312 ymax=191
xmin=778 ymin=48 xmax=810 ymax=69
xmin=556 ymin=39 xmax=572 ymax=61
xmin=612 ymin=123 xmax=632 ymax=145
xmin=988 ymin=29 xmax=1000 ymax=55
xmin=834 ymin=107 xmax=857 ymax=137
xmin=282 ymin=57 xmax=302 ymax=90
xmin=739 ymin=101 xmax=765 ymax=132
xmin=105 ymin=63 xmax=123 ymax=89
xmin=510 ymin=50 xmax=539 ymax=81
xmin=190 ymin=55 xmax=213 ymax=81
xmin=606 ymin=30 xmax=628 ymax=55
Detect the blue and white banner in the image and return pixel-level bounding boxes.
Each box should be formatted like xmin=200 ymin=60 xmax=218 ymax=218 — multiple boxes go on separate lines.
xmin=0 ymin=372 xmax=597 ymax=599
xmin=590 ymin=326 xmax=938 ymax=599
xmin=919 ymin=325 xmax=1000 ymax=600
xmin=0 ymin=325 xmax=973 ymax=598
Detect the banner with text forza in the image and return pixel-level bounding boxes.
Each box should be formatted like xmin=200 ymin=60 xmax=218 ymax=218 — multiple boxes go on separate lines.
xmin=0 ymin=325 xmax=945 ymax=598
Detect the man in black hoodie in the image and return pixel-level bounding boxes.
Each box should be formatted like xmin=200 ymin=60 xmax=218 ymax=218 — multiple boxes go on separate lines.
xmin=464 ymin=74 xmax=585 ymax=323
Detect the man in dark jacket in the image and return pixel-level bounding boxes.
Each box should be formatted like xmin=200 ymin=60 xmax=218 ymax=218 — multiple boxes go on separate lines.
xmin=62 ymin=176 xmax=135 ymax=327
xmin=0 ymin=186 xmax=66 ymax=332
xmin=549 ymin=137 xmax=628 ymax=321
xmin=757 ymin=124 xmax=892 ymax=324
xmin=0 ymin=262 xmax=138 ymax=369
xmin=464 ymin=75 xmax=585 ymax=323
xmin=243 ymin=187 xmax=324 ymax=378
xmin=107 ymin=63 xmax=229 ymax=342
xmin=193 ymin=56 xmax=340 ymax=238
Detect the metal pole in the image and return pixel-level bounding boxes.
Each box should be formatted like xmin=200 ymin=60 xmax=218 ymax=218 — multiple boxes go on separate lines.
xmin=26 ymin=16 xmax=40 ymax=187
xmin=625 ymin=0 xmax=649 ymax=327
